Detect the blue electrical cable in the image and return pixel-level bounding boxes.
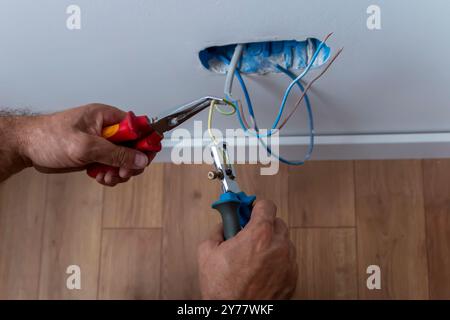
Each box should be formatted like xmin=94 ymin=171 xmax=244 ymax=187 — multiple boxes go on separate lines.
xmin=218 ymin=37 xmax=325 ymax=137
xmin=223 ymin=39 xmax=325 ymax=126
xmin=216 ymin=55 xmax=258 ymax=132
xmin=217 ymin=56 xmax=315 ymax=164
xmin=275 ymin=65 xmax=314 ymax=164
xmin=272 ymin=39 xmax=327 ymax=129
xmin=233 ymin=65 xmax=315 ymax=165
xmin=218 ymin=55 xmax=309 ymax=141
xmin=216 ymin=44 xmax=325 ymax=164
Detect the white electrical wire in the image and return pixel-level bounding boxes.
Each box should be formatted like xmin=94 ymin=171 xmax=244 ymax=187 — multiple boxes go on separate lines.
xmin=224 ymin=44 xmax=244 ymax=98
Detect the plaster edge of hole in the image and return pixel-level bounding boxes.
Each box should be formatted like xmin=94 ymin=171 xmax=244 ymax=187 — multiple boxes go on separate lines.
xmin=198 ymin=38 xmax=331 ymax=75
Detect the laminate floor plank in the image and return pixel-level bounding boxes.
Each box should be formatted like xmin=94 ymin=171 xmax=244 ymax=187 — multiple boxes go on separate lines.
xmin=102 ymin=164 xmax=164 ymax=228
xmin=355 ymin=160 xmax=429 ymax=299
xmin=38 ymin=173 xmax=103 ymax=299
xmin=290 ymin=228 xmax=358 ymax=299
xmin=2 ymin=160 xmax=449 ymax=299
xmin=235 ymin=164 xmax=289 ymax=223
xmin=98 ymin=229 xmax=161 ymax=299
xmin=423 ymin=159 xmax=450 ymax=299
xmin=288 ymin=161 xmax=355 ymax=227
xmin=161 ymin=164 xmax=221 ymax=299
xmin=0 ymin=169 xmax=47 ymax=299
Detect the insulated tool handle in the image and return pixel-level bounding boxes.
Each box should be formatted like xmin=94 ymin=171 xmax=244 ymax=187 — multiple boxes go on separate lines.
xmin=86 ymin=111 xmax=163 ymax=178
xmin=211 ymin=192 xmax=256 ymax=240
xmin=213 ymin=200 xmax=241 ymax=240
xmin=102 ymin=111 xmax=152 ymax=143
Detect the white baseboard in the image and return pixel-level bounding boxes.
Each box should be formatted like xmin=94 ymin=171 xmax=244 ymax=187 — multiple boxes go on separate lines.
xmin=153 ymin=132 xmax=450 ymax=163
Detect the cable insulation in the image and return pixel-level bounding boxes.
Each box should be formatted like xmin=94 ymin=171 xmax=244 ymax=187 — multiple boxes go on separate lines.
xmin=224 ymin=44 xmax=244 ymax=98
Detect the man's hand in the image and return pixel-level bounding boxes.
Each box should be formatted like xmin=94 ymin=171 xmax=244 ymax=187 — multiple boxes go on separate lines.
xmin=1 ymin=104 xmax=155 ymax=186
xmin=198 ymin=200 xmax=298 ymax=300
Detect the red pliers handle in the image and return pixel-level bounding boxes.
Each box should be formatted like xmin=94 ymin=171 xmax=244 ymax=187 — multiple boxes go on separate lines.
xmin=86 ymin=111 xmax=163 ymax=178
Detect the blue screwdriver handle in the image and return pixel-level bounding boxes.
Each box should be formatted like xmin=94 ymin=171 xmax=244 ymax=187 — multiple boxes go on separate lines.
xmin=211 ymin=191 xmax=256 ymax=240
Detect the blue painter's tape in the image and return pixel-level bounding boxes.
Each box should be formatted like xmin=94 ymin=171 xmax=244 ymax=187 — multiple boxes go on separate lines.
xmin=199 ymin=38 xmax=330 ymax=74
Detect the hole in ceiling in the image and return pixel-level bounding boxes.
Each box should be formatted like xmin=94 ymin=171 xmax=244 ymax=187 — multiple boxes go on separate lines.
xmin=199 ymin=38 xmax=331 ymax=75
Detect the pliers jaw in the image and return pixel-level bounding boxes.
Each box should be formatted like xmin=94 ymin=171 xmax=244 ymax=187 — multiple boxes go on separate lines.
xmin=208 ymin=143 xmax=241 ymax=194
xmin=150 ymin=96 xmax=226 ymax=135
xmin=209 ymin=142 xmax=256 ymax=240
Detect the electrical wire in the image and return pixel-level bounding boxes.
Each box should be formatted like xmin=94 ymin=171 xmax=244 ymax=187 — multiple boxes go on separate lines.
xmin=259 ymin=48 xmax=343 ymax=164
xmin=218 ymin=54 xmax=259 ymax=133
xmin=224 ymin=44 xmax=244 ymax=98
xmin=207 ymin=100 xmax=219 ymax=144
xmin=220 ymin=33 xmax=332 ymax=136
xmin=235 ymin=65 xmax=313 ymax=144
xmin=237 ymin=99 xmax=251 ymax=130
xmin=278 ymin=47 xmax=344 ymax=129
xmin=215 ymin=99 xmax=237 ymax=116
xmin=208 ymin=99 xmax=237 ymax=144
xmin=217 ymin=33 xmax=341 ymax=165
xmin=256 ymin=49 xmax=343 ymax=164
xmin=219 ymin=54 xmax=308 ymax=137
xmin=234 ymin=64 xmax=315 ymax=164
xmin=272 ymin=32 xmax=332 ymax=130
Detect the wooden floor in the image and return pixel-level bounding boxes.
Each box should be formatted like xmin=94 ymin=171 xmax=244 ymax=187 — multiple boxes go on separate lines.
xmin=0 ymin=160 xmax=449 ymax=299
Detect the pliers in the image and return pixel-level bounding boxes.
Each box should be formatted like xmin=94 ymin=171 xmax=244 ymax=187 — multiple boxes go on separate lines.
xmin=86 ymin=96 xmax=226 ymax=178
xmin=87 ymin=96 xmax=255 ymax=240
xmin=209 ymin=143 xmax=256 ymax=240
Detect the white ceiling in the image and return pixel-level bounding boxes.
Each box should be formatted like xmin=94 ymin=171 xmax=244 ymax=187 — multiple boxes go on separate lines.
xmin=1 ymin=0 xmax=449 ymax=137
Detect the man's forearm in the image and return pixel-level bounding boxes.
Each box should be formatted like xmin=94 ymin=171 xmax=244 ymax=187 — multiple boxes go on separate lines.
xmin=0 ymin=116 xmax=31 ymax=182
xmin=0 ymin=104 xmax=155 ymax=186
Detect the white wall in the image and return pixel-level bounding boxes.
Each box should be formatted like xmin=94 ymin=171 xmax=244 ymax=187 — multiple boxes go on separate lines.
xmin=1 ymin=0 xmax=450 ymax=159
